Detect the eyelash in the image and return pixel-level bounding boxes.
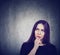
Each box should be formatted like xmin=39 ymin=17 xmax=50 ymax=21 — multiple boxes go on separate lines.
xmin=35 ymin=28 xmax=39 ymax=30
xmin=41 ymin=30 xmax=45 ymax=31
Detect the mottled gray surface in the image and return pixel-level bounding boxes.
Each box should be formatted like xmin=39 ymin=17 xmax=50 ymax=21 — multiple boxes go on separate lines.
xmin=0 ymin=0 xmax=60 ymax=55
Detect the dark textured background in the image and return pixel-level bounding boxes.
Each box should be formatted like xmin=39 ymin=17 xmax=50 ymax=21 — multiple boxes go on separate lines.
xmin=0 ymin=0 xmax=60 ymax=55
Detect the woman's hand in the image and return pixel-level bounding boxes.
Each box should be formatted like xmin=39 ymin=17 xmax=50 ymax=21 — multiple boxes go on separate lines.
xmin=34 ymin=38 xmax=41 ymax=48
xmin=28 ymin=38 xmax=41 ymax=55
xmin=28 ymin=38 xmax=44 ymax=55
xmin=34 ymin=38 xmax=44 ymax=48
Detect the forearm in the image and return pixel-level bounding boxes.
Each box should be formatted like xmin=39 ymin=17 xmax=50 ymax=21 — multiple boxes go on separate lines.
xmin=28 ymin=46 xmax=38 ymax=55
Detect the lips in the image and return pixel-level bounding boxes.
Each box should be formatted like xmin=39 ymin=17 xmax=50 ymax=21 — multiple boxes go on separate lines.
xmin=37 ymin=36 xmax=41 ymax=38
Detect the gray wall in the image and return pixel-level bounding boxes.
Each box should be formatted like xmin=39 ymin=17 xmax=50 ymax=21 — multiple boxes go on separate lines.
xmin=0 ymin=0 xmax=60 ymax=55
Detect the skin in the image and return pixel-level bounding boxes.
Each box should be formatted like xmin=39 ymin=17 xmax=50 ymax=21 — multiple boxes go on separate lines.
xmin=34 ymin=23 xmax=45 ymax=46
xmin=35 ymin=23 xmax=45 ymax=40
xmin=28 ymin=23 xmax=45 ymax=55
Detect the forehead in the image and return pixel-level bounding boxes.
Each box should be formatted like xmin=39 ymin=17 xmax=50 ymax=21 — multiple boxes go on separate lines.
xmin=36 ymin=23 xmax=44 ymax=29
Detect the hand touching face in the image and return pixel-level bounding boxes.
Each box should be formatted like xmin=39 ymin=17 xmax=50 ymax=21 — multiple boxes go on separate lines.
xmin=35 ymin=23 xmax=45 ymax=41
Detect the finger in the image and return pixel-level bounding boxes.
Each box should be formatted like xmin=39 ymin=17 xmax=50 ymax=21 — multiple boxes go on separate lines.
xmin=36 ymin=37 xmax=40 ymax=40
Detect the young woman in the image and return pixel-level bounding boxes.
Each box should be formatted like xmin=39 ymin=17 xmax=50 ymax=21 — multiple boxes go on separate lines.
xmin=20 ymin=20 xmax=57 ymax=55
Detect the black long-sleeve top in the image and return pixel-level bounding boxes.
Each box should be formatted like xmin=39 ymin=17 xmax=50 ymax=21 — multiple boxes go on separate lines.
xmin=20 ymin=42 xmax=57 ymax=55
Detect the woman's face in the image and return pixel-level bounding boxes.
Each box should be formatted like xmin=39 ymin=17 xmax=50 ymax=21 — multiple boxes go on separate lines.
xmin=35 ymin=23 xmax=45 ymax=40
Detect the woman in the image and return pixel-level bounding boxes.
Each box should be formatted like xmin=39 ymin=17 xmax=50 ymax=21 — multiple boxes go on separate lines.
xmin=20 ymin=20 xmax=57 ymax=55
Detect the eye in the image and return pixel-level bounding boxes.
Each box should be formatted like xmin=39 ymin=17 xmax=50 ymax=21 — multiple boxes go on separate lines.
xmin=41 ymin=29 xmax=45 ymax=32
xmin=35 ymin=28 xmax=39 ymax=30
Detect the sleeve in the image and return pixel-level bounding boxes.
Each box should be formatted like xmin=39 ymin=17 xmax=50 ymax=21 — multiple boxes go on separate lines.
xmin=20 ymin=43 xmax=28 ymax=55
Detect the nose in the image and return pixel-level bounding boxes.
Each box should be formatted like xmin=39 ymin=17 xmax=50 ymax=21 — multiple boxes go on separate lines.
xmin=38 ymin=30 xmax=41 ymax=35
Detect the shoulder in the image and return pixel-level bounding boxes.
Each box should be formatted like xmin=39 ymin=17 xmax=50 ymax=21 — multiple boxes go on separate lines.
xmin=46 ymin=43 xmax=57 ymax=50
xmin=20 ymin=42 xmax=29 ymax=51
xmin=48 ymin=43 xmax=56 ymax=48
xmin=22 ymin=42 xmax=28 ymax=46
xmin=21 ymin=42 xmax=28 ymax=48
xmin=21 ymin=42 xmax=34 ymax=52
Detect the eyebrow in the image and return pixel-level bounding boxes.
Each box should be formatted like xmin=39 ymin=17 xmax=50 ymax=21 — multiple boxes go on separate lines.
xmin=36 ymin=27 xmax=44 ymax=29
xmin=35 ymin=28 xmax=39 ymax=30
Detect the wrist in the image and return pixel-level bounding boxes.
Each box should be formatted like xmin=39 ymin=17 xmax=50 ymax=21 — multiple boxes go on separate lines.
xmin=34 ymin=45 xmax=39 ymax=50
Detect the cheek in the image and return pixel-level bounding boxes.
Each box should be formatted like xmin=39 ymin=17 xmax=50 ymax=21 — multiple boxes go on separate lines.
xmin=41 ymin=32 xmax=45 ymax=37
xmin=35 ymin=31 xmax=38 ymax=36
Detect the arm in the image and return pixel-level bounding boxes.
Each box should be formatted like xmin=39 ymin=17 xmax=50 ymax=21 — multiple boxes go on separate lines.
xmin=28 ymin=38 xmax=43 ymax=55
xmin=20 ymin=43 xmax=27 ymax=55
xmin=28 ymin=45 xmax=39 ymax=55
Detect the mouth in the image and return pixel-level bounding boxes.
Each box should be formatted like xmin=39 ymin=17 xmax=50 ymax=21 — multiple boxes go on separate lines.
xmin=37 ymin=36 xmax=41 ymax=38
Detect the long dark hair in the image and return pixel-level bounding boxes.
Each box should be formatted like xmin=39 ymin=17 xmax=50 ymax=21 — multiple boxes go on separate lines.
xmin=27 ymin=20 xmax=50 ymax=44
